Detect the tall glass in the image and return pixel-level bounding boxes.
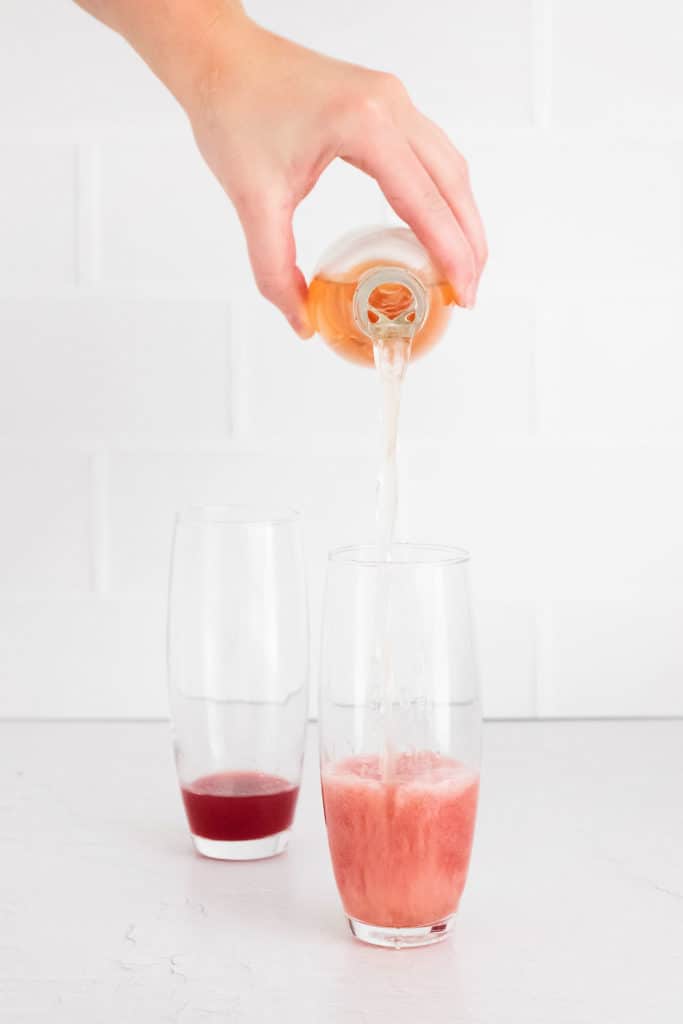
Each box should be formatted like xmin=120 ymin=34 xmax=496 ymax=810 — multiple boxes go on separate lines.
xmin=168 ymin=505 xmax=308 ymax=860
xmin=320 ymin=544 xmax=481 ymax=948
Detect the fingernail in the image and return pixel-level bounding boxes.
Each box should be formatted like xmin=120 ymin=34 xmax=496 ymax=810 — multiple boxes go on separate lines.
xmin=464 ymin=281 xmax=477 ymax=309
xmin=454 ymin=283 xmax=473 ymax=309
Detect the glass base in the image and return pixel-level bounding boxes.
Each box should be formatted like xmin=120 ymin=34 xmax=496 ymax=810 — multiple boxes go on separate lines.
xmin=347 ymin=914 xmax=455 ymax=949
xmin=191 ymin=829 xmax=290 ymax=861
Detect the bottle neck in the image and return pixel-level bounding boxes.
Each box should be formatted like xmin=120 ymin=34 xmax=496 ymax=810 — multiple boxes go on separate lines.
xmin=352 ymin=266 xmax=429 ymax=342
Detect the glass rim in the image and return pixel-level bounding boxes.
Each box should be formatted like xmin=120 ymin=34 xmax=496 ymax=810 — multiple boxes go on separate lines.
xmin=176 ymin=503 xmax=301 ymax=526
xmin=329 ymin=543 xmax=470 ymax=567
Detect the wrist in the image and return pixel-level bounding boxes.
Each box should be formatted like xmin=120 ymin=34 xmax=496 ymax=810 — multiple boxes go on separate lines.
xmin=99 ymin=0 xmax=251 ymax=116
xmin=163 ymin=0 xmax=252 ymax=116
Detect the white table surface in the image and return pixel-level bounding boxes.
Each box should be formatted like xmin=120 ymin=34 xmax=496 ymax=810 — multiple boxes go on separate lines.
xmin=1 ymin=720 xmax=681 ymax=1023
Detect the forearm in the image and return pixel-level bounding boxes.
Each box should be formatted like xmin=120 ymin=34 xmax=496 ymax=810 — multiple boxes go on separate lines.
xmin=73 ymin=0 xmax=248 ymax=112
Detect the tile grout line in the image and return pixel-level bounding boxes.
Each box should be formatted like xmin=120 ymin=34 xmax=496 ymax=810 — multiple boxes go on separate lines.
xmin=227 ymin=303 xmax=250 ymax=439
xmin=1 ymin=715 xmax=680 ymax=725
xmin=531 ymin=0 xmax=553 ymax=133
xmin=90 ymin=452 xmax=110 ymax=596
xmin=531 ymin=302 xmax=554 ymax=718
xmin=534 ymin=602 xmax=555 ymax=718
xmin=530 ymin=0 xmax=552 ymax=717
xmin=76 ymin=143 xmax=102 ymax=286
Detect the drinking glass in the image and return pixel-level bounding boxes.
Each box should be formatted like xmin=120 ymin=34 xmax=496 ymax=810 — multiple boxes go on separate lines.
xmin=319 ymin=544 xmax=481 ymax=948
xmin=168 ymin=505 xmax=308 ymax=860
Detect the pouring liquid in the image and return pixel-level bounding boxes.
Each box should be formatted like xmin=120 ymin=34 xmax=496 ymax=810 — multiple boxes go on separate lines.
xmin=368 ymin=290 xmax=416 ymax=782
xmin=311 ymin=262 xmax=441 ymax=782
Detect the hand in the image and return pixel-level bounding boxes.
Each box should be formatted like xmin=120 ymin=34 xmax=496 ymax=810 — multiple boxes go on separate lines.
xmin=187 ymin=14 xmax=487 ymax=337
xmin=75 ymin=0 xmax=487 ymax=336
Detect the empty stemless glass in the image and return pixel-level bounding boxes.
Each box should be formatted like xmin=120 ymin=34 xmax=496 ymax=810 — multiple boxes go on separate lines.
xmin=320 ymin=544 xmax=481 ymax=948
xmin=168 ymin=505 xmax=308 ymax=860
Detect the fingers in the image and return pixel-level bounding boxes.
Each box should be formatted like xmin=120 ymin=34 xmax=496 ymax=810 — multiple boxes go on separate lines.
xmin=235 ymin=190 xmax=312 ymax=338
xmin=345 ymin=134 xmax=477 ymax=308
xmin=410 ymin=115 xmax=488 ymax=291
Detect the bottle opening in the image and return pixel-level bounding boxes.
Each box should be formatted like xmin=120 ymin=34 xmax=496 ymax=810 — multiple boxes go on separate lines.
xmin=367 ymin=283 xmax=416 ymax=324
xmin=353 ymin=266 xmax=429 ymax=341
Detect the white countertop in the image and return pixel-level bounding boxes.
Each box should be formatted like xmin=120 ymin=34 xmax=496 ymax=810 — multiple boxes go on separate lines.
xmin=1 ymin=720 xmax=681 ymax=1023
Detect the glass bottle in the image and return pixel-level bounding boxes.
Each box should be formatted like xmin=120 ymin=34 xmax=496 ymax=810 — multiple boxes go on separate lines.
xmin=308 ymin=226 xmax=456 ymax=366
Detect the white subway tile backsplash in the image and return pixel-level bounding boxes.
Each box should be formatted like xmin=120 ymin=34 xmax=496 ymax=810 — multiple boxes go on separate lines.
xmin=466 ymin=139 xmax=541 ymax=298
xmin=0 ymin=451 xmax=91 ymax=593
xmin=536 ymin=444 xmax=683 ymax=602
xmin=1 ymin=1 xmax=181 ymax=138
xmin=542 ymin=598 xmax=683 ymax=718
xmin=0 ymin=300 xmax=231 ymax=442
xmin=238 ymin=297 xmax=379 ymax=441
xmin=250 ymin=0 xmax=535 ymax=135
xmin=402 ymin=298 xmax=535 ymax=440
xmin=537 ymin=299 xmax=683 ymax=438
xmin=107 ymin=448 xmax=380 ymax=717
xmin=536 ymin=142 xmax=683 ymax=288
xmin=2 ymin=0 xmax=683 ymax=720
xmin=99 ymin=144 xmax=243 ymax=287
xmin=473 ymin=596 xmax=537 ymax=718
xmin=0 ymin=597 xmax=166 ymax=717
xmin=398 ymin=441 xmax=539 ymax=603
xmin=0 ymin=145 xmax=76 ymax=288
xmin=107 ymin=449 xmax=378 ymax=596
xmin=552 ymin=0 xmax=683 ymax=139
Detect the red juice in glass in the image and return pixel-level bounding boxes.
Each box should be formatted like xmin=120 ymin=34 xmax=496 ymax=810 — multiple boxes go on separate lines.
xmin=181 ymin=771 xmax=299 ymax=844
xmin=322 ymin=752 xmax=479 ymax=931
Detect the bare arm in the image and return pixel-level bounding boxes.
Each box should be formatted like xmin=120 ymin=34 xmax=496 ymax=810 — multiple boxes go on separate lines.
xmin=75 ymin=0 xmax=487 ymax=336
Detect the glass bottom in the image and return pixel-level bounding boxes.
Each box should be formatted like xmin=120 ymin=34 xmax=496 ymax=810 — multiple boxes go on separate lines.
xmin=191 ymin=828 xmax=290 ymax=861
xmin=347 ymin=914 xmax=455 ymax=949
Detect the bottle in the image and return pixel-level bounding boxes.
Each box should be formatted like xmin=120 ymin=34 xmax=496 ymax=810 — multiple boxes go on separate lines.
xmin=307 ymin=226 xmax=456 ymax=367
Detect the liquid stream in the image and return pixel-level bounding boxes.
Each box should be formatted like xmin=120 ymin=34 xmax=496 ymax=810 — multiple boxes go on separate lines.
xmin=372 ymin=325 xmax=413 ymax=782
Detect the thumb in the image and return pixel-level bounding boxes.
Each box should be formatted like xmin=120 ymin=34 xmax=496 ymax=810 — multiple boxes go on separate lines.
xmin=236 ymin=190 xmax=312 ymax=338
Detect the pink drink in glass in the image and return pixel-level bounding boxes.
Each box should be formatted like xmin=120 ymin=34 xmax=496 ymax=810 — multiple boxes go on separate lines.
xmin=322 ymin=752 xmax=479 ymax=930
xmin=181 ymin=771 xmax=299 ymax=842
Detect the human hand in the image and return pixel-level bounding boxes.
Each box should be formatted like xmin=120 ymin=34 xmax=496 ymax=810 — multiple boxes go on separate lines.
xmin=75 ymin=0 xmax=487 ymax=336
xmin=186 ymin=11 xmax=487 ymax=336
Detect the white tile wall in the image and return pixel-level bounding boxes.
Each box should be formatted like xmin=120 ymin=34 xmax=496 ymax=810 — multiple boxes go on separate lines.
xmin=0 ymin=0 xmax=180 ymax=140
xmin=0 ymin=598 xmax=165 ymax=717
xmin=466 ymin=138 xmax=541 ymax=298
xmin=0 ymin=451 xmax=92 ymax=593
xmin=0 ymin=300 xmax=231 ymax=442
xmin=541 ymin=598 xmax=683 ymax=717
xmin=536 ymin=142 xmax=683 ymax=290
xmin=537 ymin=300 xmax=683 ymax=438
xmin=1 ymin=0 xmax=682 ymax=719
xmin=253 ymin=0 xmax=535 ymax=136
xmin=0 ymin=146 xmax=77 ymax=288
xmin=99 ymin=144 xmax=241 ymax=286
xmin=552 ymin=0 xmax=683 ymax=140
xmin=401 ymin=299 xmax=536 ymax=439
xmin=536 ymin=443 xmax=683 ymax=602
